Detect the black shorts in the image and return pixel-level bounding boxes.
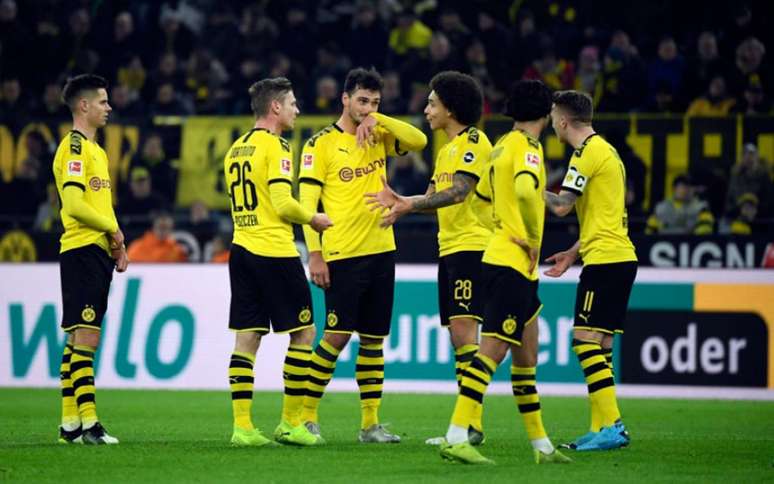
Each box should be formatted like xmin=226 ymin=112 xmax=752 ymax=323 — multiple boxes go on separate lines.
xmin=60 ymin=244 xmax=114 ymax=331
xmin=228 ymin=245 xmax=314 ymax=334
xmin=438 ymin=251 xmax=484 ymax=326
xmin=574 ymin=261 xmax=638 ymax=334
xmin=324 ymin=251 xmax=395 ymax=338
xmin=480 ymin=263 xmax=542 ymax=345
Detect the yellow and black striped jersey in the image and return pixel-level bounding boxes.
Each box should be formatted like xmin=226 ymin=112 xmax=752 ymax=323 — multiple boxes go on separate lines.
xmin=432 ymin=126 xmax=493 ymax=257
xmin=225 ymin=128 xmax=298 ymax=257
xmin=477 ymin=130 xmax=546 ymax=280
xmin=299 ymin=124 xmax=404 ymax=262
xmin=53 ymin=130 xmax=117 ymax=254
xmin=560 ymin=134 xmax=637 ymax=265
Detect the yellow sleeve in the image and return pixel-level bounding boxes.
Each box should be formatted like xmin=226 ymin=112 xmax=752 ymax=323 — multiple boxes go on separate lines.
xmin=266 ymin=136 xmax=294 ymax=184
xmin=62 ymin=185 xmax=118 ymax=233
xmin=454 ymin=131 xmax=491 ymax=182
xmin=269 ymin=181 xmax=314 ymax=225
xmin=371 ymin=112 xmax=427 ymax=155
xmin=299 ymin=137 xmax=326 ymax=185
xmin=472 ymin=164 xmax=494 ymax=229
xmin=513 ymin=142 xmax=544 ymax=189
xmin=514 ymin=173 xmax=541 ymax=245
xmin=299 ymin=182 xmax=322 ymax=252
xmin=60 ymin=133 xmax=89 ymax=190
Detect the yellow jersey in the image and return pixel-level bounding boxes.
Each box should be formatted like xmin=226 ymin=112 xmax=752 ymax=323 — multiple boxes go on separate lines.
xmin=299 ymin=124 xmax=404 ymax=262
xmin=432 ymin=126 xmax=493 ymax=257
xmin=479 ymin=130 xmax=546 ymax=280
xmin=53 ymin=130 xmax=117 ymax=254
xmin=560 ymin=134 xmax=637 ymax=265
xmin=225 ymin=128 xmax=298 ymax=257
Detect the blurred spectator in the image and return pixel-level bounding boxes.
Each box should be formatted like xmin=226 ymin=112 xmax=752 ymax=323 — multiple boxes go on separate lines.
xmin=438 ymin=8 xmax=472 ymax=54
xmin=475 ymin=9 xmax=511 ymax=90
xmin=574 ymin=46 xmax=602 ymax=105
xmin=62 ymin=8 xmax=98 ymax=76
xmin=347 ymin=1 xmax=388 ymax=70
xmin=379 ymin=71 xmax=407 ymax=114
xmin=648 ymin=80 xmax=680 ymax=113
xmin=144 ymin=52 xmax=186 ymax=100
xmin=238 ymin=4 xmax=279 ymax=61
xmin=724 ymin=143 xmax=772 ymax=216
xmin=719 ymin=192 xmax=761 ymax=235
xmin=686 ymin=75 xmax=736 ymax=116
xmin=0 ymin=154 xmax=45 ymax=223
xmin=278 ymin=4 xmax=317 ymax=67
xmin=465 ymin=38 xmax=503 ymax=113
xmin=116 ymin=55 xmax=147 ymax=97
xmin=311 ymin=76 xmax=340 ymax=114
xmin=509 ymin=10 xmax=541 ymax=82
xmin=185 ymin=47 xmax=230 ymax=113
xmin=648 ymin=36 xmax=684 ymax=108
xmin=597 ymin=30 xmax=647 ymax=112
xmin=34 ymin=183 xmax=62 ymax=232
xmin=149 ymin=82 xmax=192 ymax=116
xmin=0 ymin=77 xmax=29 ymax=130
xmin=402 ymin=32 xmax=462 ymax=93
xmin=152 ymin=7 xmax=196 ymax=64
xmin=120 ymin=166 xmax=167 ymax=218
xmin=734 ymin=76 xmax=772 ymax=114
xmin=310 ymin=42 xmax=349 ymax=85
xmin=127 ymin=212 xmax=188 ymax=262
xmin=99 ymin=11 xmax=140 ymax=81
xmin=388 ymin=152 xmax=428 ymax=196
xmin=681 ymin=31 xmax=730 ymax=104
xmin=522 ymin=36 xmax=575 ymax=91
xmin=109 ymin=84 xmax=146 ymax=120
xmin=132 ymin=133 xmax=177 ymax=203
xmin=646 ymin=175 xmax=714 ymax=235
xmin=388 ymin=10 xmax=432 ymax=59
xmin=0 ymin=0 xmax=33 ymax=82
xmin=728 ymin=37 xmax=768 ymax=97
xmin=209 ymin=233 xmax=230 ymax=263
xmin=32 ymin=82 xmax=68 ymax=120
xmin=187 ymin=199 xmax=219 ymax=251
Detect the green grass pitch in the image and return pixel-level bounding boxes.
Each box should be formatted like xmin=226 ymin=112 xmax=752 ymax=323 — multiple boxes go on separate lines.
xmin=1 ymin=388 xmax=772 ymax=483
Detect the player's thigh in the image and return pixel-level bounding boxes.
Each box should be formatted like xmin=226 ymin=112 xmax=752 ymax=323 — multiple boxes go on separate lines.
xmin=60 ymin=244 xmax=114 ymax=332
xmin=443 ymin=251 xmax=484 ymax=328
xmin=575 ymin=262 xmax=637 ymax=335
xmin=324 ymin=256 xmax=367 ymax=335
xmin=358 ymin=251 xmax=396 ymax=339
xmin=228 ymin=245 xmax=269 ymax=334
xmin=480 ymin=263 xmax=542 ymax=347
xmin=264 ymin=256 xmax=315 ymax=334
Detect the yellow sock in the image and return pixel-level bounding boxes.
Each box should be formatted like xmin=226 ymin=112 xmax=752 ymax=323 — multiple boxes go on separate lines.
xmin=301 ymin=340 xmax=340 ymax=424
xmin=282 ymin=344 xmax=312 ymax=426
xmin=229 ymin=351 xmax=255 ymax=431
xmin=450 ymin=354 xmax=496 ymax=429
xmin=454 ymin=344 xmax=481 ymax=431
xmin=60 ymin=344 xmax=79 ymax=428
xmin=70 ymin=345 xmax=98 ymax=428
xmin=357 ymin=342 xmax=385 ymax=429
xmin=511 ymin=366 xmax=547 ymax=440
xmin=573 ymin=339 xmax=621 ymax=429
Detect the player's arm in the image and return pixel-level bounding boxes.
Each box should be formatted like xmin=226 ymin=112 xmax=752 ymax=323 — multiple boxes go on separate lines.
xmin=509 ymin=172 xmax=542 ymax=273
xmin=61 ymin=185 xmax=118 ymax=233
xmin=298 ymin=140 xmax=330 ymax=288
xmin=412 ymin=172 xmax=476 ymax=210
xmin=544 ymin=189 xmax=577 ymax=217
xmin=368 ymin=112 xmax=428 ymax=152
xmin=544 ymin=240 xmax=581 ymax=278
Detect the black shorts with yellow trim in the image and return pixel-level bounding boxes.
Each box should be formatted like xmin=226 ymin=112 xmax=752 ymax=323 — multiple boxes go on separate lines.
xmin=228 ymin=244 xmax=313 ymax=334
xmin=60 ymin=244 xmax=114 ymax=332
xmin=324 ymin=251 xmax=395 ymax=338
xmin=480 ymin=263 xmax=542 ymax=345
xmin=438 ymin=250 xmax=484 ymax=326
xmin=574 ymin=261 xmax=638 ymax=334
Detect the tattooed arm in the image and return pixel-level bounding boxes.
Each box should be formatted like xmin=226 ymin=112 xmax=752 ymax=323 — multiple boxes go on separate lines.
xmin=544 ymin=189 xmax=578 ymax=217
xmin=412 ymin=172 xmax=476 ymax=211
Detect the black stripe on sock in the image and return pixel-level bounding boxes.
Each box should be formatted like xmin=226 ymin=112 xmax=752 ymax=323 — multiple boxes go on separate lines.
xmin=306 ymin=390 xmax=323 ymax=399
xmin=76 ymin=393 xmax=95 ymax=406
xmin=72 ymin=348 xmax=95 ymax=358
xmin=583 ymin=362 xmax=610 ymax=378
xmin=360 ymin=391 xmax=383 ymax=400
xmin=288 ymin=346 xmax=313 ymax=354
xmin=577 ymin=348 xmax=604 ymax=361
xmin=60 ymin=372 xmax=70 ymax=379
xmin=460 ymin=386 xmax=484 ymax=404
xmin=456 ymin=351 xmax=476 ymax=363
xmin=462 ymin=369 xmax=489 ymax=387
xmin=355 ymin=364 xmax=384 ymax=372
xmin=309 ymin=362 xmax=335 ymax=375
xmin=284 ymin=388 xmax=307 ymax=396
xmin=229 ymin=360 xmax=253 ymax=370
xmin=230 ymin=354 xmax=254 ymax=364
xmin=62 ymin=388 xmax=75 ymax=397
xmin=307 ymin=375 xmax=330 ymax=387
xmin=470 ymin=357 xmax=495 ymax=376
xmin=72 ymin=376 xmax=94 ymax=388
xmin=512 ymin=385 xmax=537 ymax=396
xmin=230 ymin=375 xmax=254 ymax=384
xmin=315 ymin=345 xmax=338 ymax=363
xmin=70 ymin=360 xmax=92 ymax=373
xmin=518 ymin=402 xmax=541 ymax=413
xmin=231 ymin=391 xmax=253 ymax=400
xmin=356 ymin=378 xmax=384 ymax=386
xmin=283 ymin=373 xmax=308 ymax=382
xmin=284 ymin=356 xmax=311 ymax=368
xmin=358 ymin=347 xmax=383 ymax=358
xmin=588 ymin=377 xmax=616 ymax=393
xmin=510 ymin=373 xmax=536 ymax=382
xmin=61 ymin=354 xmax=72 ymax=363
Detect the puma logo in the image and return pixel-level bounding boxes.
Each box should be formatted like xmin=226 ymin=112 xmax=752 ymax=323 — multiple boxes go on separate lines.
xmin=229 ymin=377 xmax=238 ymax=383
xmin=458 ymin=302 xmax=471 ymax=311
xmin=513 ymin=387 xmax=527 ymax=394
xmin=578 ymin=313 xmax=589 ymax=323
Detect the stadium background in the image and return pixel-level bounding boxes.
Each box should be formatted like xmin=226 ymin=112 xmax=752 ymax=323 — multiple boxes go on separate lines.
xmin=0 ymin=2 xmax=773 ymax=477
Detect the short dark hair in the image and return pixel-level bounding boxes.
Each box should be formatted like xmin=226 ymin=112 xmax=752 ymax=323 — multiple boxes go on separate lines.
xmin=429 ymin=71 xmax=483 ymax=126
xmin=552 ymin=90 xmax=593 ymax=124
xmin=61 ymin=74 xmax=108 ymax=111
xmin=248 ymin=77 xmax=293 ymax=117
xmin=343 ymin=67 xmax=383 ymax=95
xmin=503 ymin=80 xmax=553 ymax=121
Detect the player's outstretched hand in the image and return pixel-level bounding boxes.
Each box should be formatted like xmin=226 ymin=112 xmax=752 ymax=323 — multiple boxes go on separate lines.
xmin=309 ymin=251 xmax=330 ymax=289
xmin=509 ymin=236 xmax=538 ymax=274
xmin=310 ymin=213 xmax=333 ymax=233
xmin=365 ymin=175 xmax=398 ymax=212
xmin=543 ymin=250 xmax=575 ymax=278
xmin=112 ymin=246 xmax=129 ymax=273
xmin=356 ymin=115 xmax=377 ymax=147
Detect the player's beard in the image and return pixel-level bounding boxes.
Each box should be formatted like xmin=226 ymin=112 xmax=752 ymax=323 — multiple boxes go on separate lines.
xmin=347 ymin=105 xmax=363 ymax=126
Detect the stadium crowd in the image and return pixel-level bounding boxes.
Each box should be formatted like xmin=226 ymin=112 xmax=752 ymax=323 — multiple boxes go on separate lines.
xmin=0 ymin=0 xmax=772 ymax=261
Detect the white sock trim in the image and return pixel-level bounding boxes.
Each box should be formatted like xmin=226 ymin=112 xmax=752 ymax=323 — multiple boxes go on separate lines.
xmin=445 ymin=424 xmax=468 ymax=445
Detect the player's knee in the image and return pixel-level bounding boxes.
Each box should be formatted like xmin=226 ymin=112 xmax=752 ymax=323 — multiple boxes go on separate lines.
xmin=448 ymin=319 xmax=477 ymax=348
xmin=290 ymin=326 xmax=316 ymax=346
xmin=511 ymin=348 xmax=537 ymax=368
xmin=234 ymin=331 xmax=261 ymax=354
xmin=573 ymin=328 xmax=604 ymax=344
xmin=323 ymin=331 xmax=351 ymax=350
xmin=73 ymin=328 xmax=100 ymax=349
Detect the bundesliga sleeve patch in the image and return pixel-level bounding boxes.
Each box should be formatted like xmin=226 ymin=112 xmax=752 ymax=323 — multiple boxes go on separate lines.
xmin=302 ymin=154 xmax=313 ymax=170
xmin=67 ymin=161 xmax=83 ymax=176
xmin=280 ymin=158 xmax=292 ymax=175
xmin=525 ymin=152 xmax=541 ymax=168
